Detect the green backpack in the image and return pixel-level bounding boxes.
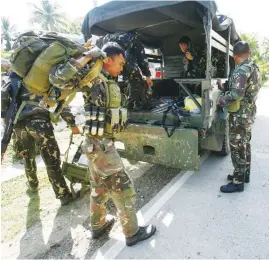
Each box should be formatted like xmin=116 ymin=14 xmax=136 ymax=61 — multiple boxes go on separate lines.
xmin=11 ymin=31 xmax=87 ymax=97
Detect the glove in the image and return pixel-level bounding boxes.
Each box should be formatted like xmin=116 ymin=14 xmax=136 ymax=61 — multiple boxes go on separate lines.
xmin=83 ymin=46 xmax=107 ymax=59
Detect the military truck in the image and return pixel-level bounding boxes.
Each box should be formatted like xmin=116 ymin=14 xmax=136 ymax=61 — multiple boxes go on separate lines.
xmin=82 ymin=1 xmax=240 ymax=170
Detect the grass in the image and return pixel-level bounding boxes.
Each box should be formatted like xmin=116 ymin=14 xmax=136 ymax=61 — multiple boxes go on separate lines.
xmin=1 ymin=168 xmax=56 ymax=242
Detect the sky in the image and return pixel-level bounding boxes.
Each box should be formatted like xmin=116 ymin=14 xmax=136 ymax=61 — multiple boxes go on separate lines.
xmin=0 ymin=0 xmax=268 ymax=40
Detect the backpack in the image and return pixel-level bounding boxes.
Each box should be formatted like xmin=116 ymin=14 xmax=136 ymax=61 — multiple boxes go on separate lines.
xmin=10 ymin=32 xmax=104 ymax=120
xmin=11 ymin=31 xmax=88 ymax=97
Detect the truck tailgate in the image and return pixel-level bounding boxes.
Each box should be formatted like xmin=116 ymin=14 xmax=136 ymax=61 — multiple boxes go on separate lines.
xmin=115 ymin=124 xmax=200 ymax=170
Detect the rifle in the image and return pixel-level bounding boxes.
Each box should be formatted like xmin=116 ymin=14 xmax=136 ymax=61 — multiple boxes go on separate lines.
xmin=1 ymin=80 xmax=22 ymax=160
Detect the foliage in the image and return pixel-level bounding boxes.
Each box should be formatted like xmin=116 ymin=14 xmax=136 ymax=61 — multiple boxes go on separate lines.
xmin=57 ymin=17 xmax=84 ymax=35
xmin=29 ymin=0 xmax=67 ymax=31
xmin=241 ymin=33 xmax=269 ymax=83
xmin=1 ymin=50 xmax=11 ymax=59
xmin=1 ymin=17 xmax=16 ymax=51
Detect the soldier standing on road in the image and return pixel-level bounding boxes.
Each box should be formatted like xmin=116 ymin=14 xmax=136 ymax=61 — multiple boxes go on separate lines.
xmin=96 ymin=31 xmax=153 ymax=111
xmin=1 ymin=72 xmax=81 ymax=206
xmin=217 ymin=41 xmax=261 ymax=193
xmin=49 ymin=42 xmax=156 ymax=246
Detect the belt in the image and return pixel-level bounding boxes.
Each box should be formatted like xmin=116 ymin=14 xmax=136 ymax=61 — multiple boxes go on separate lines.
xmin=30 ymin=119 xmax=48 ymax=123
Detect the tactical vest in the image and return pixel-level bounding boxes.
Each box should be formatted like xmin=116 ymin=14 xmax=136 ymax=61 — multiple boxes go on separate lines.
xmin=227 ymin=60 xmax=260 ymax=113
xmin=84 ymin=74 xmax=127 ymax=138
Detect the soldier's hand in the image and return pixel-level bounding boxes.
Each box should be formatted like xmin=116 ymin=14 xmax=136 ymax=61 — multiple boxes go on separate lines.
xmin=83 ymin=46 xmax=107 ymax=59
xmin=185 ymin=51 xmax=193 ymax=61
xmin=71 ymin=126 xmax=80 ymax=135
xmin=217 ymin=79 xmax=224 ymax=91
xmin=2 ymin=118 xmax=6 ymax=126
xmin=146 ymin=76 xmax=153 ymax=87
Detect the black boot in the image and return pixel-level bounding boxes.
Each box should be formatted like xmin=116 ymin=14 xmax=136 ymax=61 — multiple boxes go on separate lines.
xmin=227 ymin=174 xmax=250 ymax=183
xmin=60 ymin=190 xmax=81 ymax=206
xmin=91 ymin=217 xmax=115 ymax=239
xmin=126 ymin=224 xmax=156 ymax=247
xmin=220 ymin=182 xmax=244 ymax=193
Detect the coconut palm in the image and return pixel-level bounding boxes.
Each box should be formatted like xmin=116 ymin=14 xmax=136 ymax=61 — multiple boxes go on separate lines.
xmin=1 ymin=17 xmax=16 ymax=51
xmin=241 ymin=33 xmax=269 ymax=83
xmin=29 ymin=0 xmax=67 ymax=32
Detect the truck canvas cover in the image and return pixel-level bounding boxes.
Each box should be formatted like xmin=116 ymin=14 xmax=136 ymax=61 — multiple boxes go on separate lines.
xmin=82 ymin=0 xmax=240 ymax=48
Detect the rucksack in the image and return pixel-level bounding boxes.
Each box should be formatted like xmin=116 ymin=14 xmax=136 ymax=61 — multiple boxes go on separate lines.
xmin=11 ymin=31 xmax=88 ymax=97
xmin=10 ymin=32 xmax=104 ymax=120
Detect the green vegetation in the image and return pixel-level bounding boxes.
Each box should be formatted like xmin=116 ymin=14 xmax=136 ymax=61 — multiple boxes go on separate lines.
xmin=241 ymin=34 xmax=269 ymax=83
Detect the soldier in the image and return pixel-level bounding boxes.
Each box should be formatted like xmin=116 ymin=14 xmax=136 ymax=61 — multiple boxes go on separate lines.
xmin=178 ymin=35 xmax=208 ymax=78
xmin=96 ymin=31 xmax=153 ymax=111
xmin=49 ymin=42 xmax=156 ymax=246
xmin=1 ymin=71 xmax=80 ymax=205
xmin=178 ymin=36 xmax=226 ymax=79
xmin=217 ymin=41 xmax=261 ymax=193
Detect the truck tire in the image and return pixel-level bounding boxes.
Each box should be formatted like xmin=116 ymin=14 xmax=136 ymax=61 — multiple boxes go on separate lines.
xmin=219 ymin=121 xmax=230 ymax=156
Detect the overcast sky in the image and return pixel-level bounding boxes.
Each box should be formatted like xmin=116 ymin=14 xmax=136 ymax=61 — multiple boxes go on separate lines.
xmin=1 ymin=0 xmax=268 ymax=39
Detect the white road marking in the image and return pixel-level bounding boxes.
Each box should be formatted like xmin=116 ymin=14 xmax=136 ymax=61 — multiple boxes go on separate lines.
xmin=92 ymin=151 xmax=210 ymax=259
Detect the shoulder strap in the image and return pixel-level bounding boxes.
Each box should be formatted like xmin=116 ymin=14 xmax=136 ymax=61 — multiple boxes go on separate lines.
xmin=162 ymin=106 xmax=179 ymax=138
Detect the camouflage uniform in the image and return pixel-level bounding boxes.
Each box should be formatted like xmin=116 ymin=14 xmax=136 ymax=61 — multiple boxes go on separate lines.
xmin=50 ymin=61 xmax=140 ymax=237
xmin=96 ymin=32 xmax=151 ymax=108
xmin=1 ymin=72 xmax=75 ymax=198
xmin=185 ymin=45 xmax=226 ymax=79
xmin=218 ymin=59 xmax=261 ymax=183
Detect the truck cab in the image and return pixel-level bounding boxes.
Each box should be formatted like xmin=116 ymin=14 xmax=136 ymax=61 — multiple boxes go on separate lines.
xmin=82 ymin=1 xmax=240 ymax=170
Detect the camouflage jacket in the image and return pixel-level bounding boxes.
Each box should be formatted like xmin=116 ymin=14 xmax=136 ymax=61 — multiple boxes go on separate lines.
xmin=81 ymin=71 xmax=113 ymax=109
xmin=1 ymin=72 xmax=76 ymax=126
xmin=96 ymin=32 xmax=151 ymax=79
xmin=49 ymin=59 xmax=113 ymax=112
xmin=218 ymin=58 xmax=261 ymax=117
xmin=181 ymin=45 xmax=207 ymax=78
xmin=185 ymin=46 xmax=226 ymax=79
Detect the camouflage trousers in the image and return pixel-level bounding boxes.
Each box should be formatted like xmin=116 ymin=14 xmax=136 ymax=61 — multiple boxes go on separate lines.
xmin=229 ymin=115 xmax=252 ymax=183
xmin=14 ymin=119 xmax=71 ymax=198
xmin=83 ymin=136 xmax=139 ymax=237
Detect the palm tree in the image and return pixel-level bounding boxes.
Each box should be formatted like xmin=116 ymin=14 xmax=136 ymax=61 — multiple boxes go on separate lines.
xmin=241 ymin=33 xmax=269 ymax=83
xmin=1 ymin=17 xmax=16 ymax=51
xmin=29 ymin=0 xmax=67 ymax=32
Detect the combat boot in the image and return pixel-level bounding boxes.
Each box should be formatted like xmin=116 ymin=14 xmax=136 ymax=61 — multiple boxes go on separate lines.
xmin=227 ymin=174 xmax=250 ymax=183
xmin=60 ymin=191 xmax=80 ymax=206
xmin=220 ymin=182 xmax=244 ymax=193
xmin=126 ymin=224 xmax=156 ymax=247
xmin=91 ymin=217 xmax=115 ymax=239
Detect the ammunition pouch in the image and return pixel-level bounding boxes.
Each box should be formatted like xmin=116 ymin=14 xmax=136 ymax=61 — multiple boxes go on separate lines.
xmin=83 ymin=105 xmax=127 ymax=137
xmin=227 ymin=101 xmax=240 ymax=113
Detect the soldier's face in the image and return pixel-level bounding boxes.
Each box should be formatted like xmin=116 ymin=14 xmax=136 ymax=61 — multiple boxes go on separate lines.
xmin=179 ymin=43 xmax=188 ymax=53
xmin=104 ymin=54 xmax=126 ymax=77
xmin=233 ymin=53 xmax=250 ymax=65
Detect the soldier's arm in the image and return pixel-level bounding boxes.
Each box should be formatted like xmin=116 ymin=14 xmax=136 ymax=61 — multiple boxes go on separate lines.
xmin=187 ymin=47 xmax=198 ymax=68
xmin=133 ymin=38 xmax=151 ymax=77
xmin=1 ymin=83 xmax=12 ymax=119
xmin=218 ymin=71 xmax=247 ymax=106
xmin=59 ymin=106 xmax=76 ymax=127
xmin=59 ymin=106 xmax=81 ymax=134
xmin=49 ymin=57 xmax=91 ymax=88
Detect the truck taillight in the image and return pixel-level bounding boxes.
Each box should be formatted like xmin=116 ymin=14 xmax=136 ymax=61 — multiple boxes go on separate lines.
xmin=155 ymin=71 xmax=161 ymax=78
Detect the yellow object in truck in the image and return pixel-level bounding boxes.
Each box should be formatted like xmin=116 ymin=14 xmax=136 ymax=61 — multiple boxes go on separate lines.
xmin=184 ymin=96 xmax=202 ymax=111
